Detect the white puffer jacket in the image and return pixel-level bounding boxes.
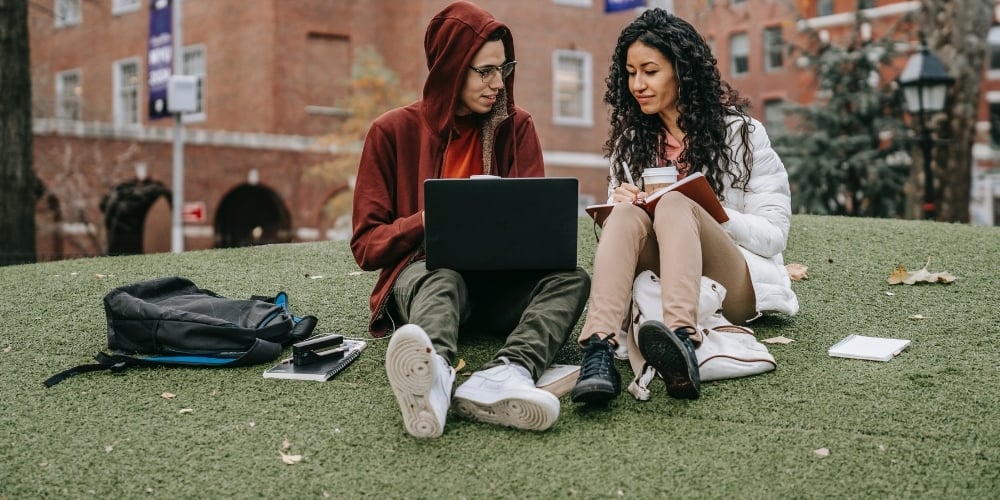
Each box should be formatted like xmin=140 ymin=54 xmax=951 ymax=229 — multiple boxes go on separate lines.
xmin=717 ymin=116 xmax=798 ymax=317
xmin=606 ymin=115 xmax=799 ymax=317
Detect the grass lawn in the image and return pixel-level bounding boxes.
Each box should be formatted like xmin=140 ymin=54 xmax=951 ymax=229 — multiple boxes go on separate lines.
xmin=2 ymin=215 xmax=998 ymax=498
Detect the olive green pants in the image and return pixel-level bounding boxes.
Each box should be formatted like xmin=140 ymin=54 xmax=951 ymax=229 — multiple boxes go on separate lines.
xmin=392 ymin=261 xmax=590 ymax=380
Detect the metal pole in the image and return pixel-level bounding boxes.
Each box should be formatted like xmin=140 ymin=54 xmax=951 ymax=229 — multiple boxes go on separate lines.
xmin=920 ymin=122 xmax=935 ymax=220
xmin=916 ymin=83 xmax=935 ymax=220
xmin=170 ymin=0 xmax=185 ymax=252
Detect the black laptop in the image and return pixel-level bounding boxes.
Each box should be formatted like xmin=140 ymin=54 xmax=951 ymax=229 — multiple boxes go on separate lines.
xmin=423 ymin=177 xmax=579 ymax=271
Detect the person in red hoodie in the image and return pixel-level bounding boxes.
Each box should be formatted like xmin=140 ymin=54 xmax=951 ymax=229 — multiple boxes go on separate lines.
xmin=350 ymin=1 xmax=590 ymax=438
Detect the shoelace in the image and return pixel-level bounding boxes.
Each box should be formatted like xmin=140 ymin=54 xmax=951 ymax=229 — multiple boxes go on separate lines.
xmin=580 ymin=334 xmax=617 ymax=381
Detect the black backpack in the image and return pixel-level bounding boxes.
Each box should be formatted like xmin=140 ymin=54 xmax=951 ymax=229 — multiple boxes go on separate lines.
xmin=44 ymin=276 xmax=317 ymax=387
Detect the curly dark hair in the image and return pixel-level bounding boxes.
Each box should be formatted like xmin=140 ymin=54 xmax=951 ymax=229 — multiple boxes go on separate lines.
xmin=604 ymin=8 xmax=753 ymax=197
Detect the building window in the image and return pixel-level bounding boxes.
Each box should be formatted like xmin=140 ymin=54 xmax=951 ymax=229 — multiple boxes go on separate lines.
xmin=817 ymin=0 xmax=834 ymax=16
xmin=55 ymin=69 xmax=82 ymax=120
xmin=990 ymin=102 xmax=1000 ymax=147
xmin=55 ymin=0 xmax=81 ymax=27
xmin=181 ymin=45 xmax=206 ymax=123
xmin=763 ymin=27 xmax=783 ymax=72
xmin=730 ymin=32 xmax=749 ymax=76
xmin=989 ymin=26 xmax=1000 ymax=73
xmin=553 ymin=50 xmax=593 ymax=127
xmin=763 ymin=99 xmax=786 ymax=136
xmin=112 ymin=0 xmax=142 ymax=15
xmin=113 ymin=58 xmax=141 ymax=125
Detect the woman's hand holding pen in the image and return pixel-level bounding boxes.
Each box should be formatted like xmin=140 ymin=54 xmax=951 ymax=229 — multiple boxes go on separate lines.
xmin=613 ymin=183 xmax=646 ymax=204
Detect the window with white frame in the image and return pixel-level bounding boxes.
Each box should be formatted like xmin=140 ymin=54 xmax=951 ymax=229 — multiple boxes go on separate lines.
xmin=763 ymin=99 xmax=786 ymax=136
xmin=181 ymin=45 xmax=206 ymax=123
xmin=112 ymin=0 xmax=142 ymax=15
xmin=817 ymin=0 xmax=834 ymax=16
xmin=553 ymin=50 xmax=593 ymax=127
xmin=113 ymin=58 xmax=141 ymax=125
xmin=763 ymin=27 xmax=783 ymax=72
xmin=729 ymin=32 xmax=749 ymax=76
xmin=988 ymin=26 xmax=1000 ymax=76
xmin=55 ymin=0 xmax=81 ymax=27
xmin=56 ymin=69 xmax=82 ymax=120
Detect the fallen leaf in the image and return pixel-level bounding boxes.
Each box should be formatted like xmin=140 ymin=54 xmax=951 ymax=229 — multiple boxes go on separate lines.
xmin=282 ymin=438 xmax=292 ymax=451
xmin=814 ymin=447 xmax=830 ymax=458
xmin=209 ymin=389 xmax=218 ymax=397
xmin=887 ymin=257 xmax=957 ymax=285
xmin=279 ymin=451 xmax=303 ymax=465
xmin=104 ymin=445 xmax=114 ymax=453
xmin=3 ymin=344 xmax=11 ymax=353
xmin=178 ymin=408 xmax=193 ymax=414
xmin=348 ymin=271 xmax=363 ymax=276
xmin=95 ymin=273 xmax=111 ymax=279
xmin=785 ymin=263 xmax=808 ymax=281
xmin=761 ymin=336 xmax=795 ymax=345
xmin=309 ymin=275 xmax=325 ymax=280
xmin=908 ymin=314 xmax=931 ymax=320
xmin=455 ymin=358 xmax=466 ymax=373
xmin=885 ymin=291 xmax=894 ymax=296
xmin=878 ymin=444 xmax=886 ymax=452
xmin=161 ymin=392 xmax=176 ymax=399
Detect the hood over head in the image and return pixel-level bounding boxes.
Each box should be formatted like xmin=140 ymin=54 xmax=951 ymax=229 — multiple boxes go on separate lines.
xmin=422 ymin=1 xmax=516 ymax=136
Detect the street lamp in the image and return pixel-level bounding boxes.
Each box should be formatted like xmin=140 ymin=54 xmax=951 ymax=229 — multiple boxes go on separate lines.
xmin=897 ymin=38 xmax=954 ymax=220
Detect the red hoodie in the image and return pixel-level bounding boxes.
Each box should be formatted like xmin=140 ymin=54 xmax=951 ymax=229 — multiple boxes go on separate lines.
xmin=350 ymin=1 xmax=545 ymax=336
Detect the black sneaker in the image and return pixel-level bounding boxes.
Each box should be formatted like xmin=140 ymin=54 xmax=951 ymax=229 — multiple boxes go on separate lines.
xmin=570 ymin=334 xmax=622 ymax=403
xmin=636 ymin=321 xmax=700 ymax=399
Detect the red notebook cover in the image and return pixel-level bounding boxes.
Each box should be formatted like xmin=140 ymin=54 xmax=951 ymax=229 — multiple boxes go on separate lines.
xmin=585 ymin=172 xmax=729 ymax=226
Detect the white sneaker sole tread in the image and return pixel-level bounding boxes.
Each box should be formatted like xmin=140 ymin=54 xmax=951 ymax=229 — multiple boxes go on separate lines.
xmin=385 ymin=328 xmax=445 ymax=438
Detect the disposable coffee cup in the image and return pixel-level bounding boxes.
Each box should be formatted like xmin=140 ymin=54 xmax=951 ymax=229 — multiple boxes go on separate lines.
xmin=642 ymin=166 xmax=678 ymax=193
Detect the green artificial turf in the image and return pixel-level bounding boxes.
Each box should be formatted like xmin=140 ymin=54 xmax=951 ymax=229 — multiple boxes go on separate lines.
xmin=1 ymin=215 xmax=998 ymax=498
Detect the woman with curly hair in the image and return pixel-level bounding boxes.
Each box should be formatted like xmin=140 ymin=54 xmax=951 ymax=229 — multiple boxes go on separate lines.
xmin=570 ymin=8 xmax=798 ymax=404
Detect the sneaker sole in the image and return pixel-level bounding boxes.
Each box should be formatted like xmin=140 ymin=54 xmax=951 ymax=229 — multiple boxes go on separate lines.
xmin=453 ymin=389 xmax=559 ymax=431
xmin=637 ymin=322 xmax=700 ymax=400
xmin=570 ymin=378 xmax=619 ymax=404
xmin=385 ymin=328 xmax=445 ymax=438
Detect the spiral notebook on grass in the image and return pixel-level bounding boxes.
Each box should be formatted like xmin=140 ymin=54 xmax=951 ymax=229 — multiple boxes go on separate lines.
xmin=263 ymin=335 xmax=367 ymax=381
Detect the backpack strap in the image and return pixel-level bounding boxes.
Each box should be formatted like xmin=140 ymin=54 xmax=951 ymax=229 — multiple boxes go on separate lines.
xmin=43 ymin=337 xmax=283 ymax=387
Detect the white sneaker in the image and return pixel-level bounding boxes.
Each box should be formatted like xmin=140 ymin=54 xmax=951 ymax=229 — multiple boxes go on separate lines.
xmin=453 ymin=361 xmax=560 ymax=431
xmin=385 ymin=324 xmax=455 ymax=438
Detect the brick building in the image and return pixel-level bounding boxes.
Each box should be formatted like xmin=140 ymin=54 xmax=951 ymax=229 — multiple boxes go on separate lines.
xmin=27 ymin=0 xmax=1000 ymax=261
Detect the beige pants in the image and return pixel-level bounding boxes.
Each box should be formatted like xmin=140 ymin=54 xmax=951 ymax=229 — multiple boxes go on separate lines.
xmin=579 ymin=192 xmax=755 ymax=345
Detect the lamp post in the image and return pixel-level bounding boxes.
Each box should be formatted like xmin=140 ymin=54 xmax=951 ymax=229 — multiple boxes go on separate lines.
xmin=896 ymin=38 xmax=954 ymax=220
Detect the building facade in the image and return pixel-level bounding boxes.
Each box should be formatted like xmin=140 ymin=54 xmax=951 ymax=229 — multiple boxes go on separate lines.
xmin=28 ymin=0 xmax=1000 ymax=261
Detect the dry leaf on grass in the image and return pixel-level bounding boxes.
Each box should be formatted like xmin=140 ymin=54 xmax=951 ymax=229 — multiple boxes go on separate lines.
xmin=280 ymin=451 xmax=303 ymax=465
xmin=813 ymin=447 xmax=830 ymax=458
xmin=3 ymin=344 xmax=11 ymax=353
xmin=908 ymin=314 xmax=931 ymax=320
xmin=887 ymin=257 xmax=956 ymax=285
xmin=178 ymin=408 xmax=193 ymax=414
xmin=282 ymin=438 xmax=292 ymax=451
xmin=161 ymin=392 xmax=176 ymax=399
xmin=761 ymin=336 xmax=795 ymax=345
xmin=785 ymin=263 xmax=808 ymax=281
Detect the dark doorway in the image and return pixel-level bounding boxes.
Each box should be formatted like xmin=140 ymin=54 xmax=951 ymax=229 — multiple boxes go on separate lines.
xmin=214 ymin=184 xmax=292 ymax=248
xmin=102 ymin=179 xmax=170 ymax=256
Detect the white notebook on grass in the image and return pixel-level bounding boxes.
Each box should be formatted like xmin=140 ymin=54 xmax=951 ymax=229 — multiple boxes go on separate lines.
xmin=828 ymin=334 xmax=911 ymax=362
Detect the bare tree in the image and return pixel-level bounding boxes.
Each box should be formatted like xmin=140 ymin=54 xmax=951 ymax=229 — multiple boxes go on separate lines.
xmin=917 ymin=0 xmax=992 ymax=222
xmin=0 ymin=0 xmax=36 ymax=265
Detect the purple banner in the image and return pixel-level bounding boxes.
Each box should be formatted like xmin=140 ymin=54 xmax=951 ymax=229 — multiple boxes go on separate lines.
xmin=147 ymin=0 xmax=173 ymax=120
xmin=604 ymin=0 xmax=645 ymax=12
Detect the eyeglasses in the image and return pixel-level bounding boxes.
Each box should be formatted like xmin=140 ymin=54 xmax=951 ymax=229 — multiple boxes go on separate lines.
xmin=468 ymin=60 xmax=517 ymax=83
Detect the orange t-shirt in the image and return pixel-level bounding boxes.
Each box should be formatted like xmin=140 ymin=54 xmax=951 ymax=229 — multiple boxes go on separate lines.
xmin=442 ymin=116 xmax=483 ymax=178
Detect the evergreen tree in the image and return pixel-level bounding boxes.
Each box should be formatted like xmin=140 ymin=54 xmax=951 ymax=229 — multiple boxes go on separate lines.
xmin=774 ymin=15 xmax=912 ymax=218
